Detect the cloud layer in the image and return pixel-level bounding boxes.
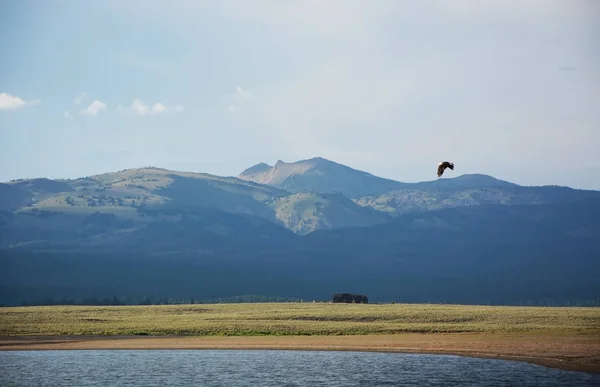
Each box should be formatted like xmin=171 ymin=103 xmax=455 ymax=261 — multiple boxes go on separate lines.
xmin=62 ymin=93 xmax=183 ymax=119
xmin=80 ymin=100 xmax=107 ymax=117
xmin=0 ymin=93 xmax=40 ymax=111
xmin=122 ymin=99 xmax=184 ymax=116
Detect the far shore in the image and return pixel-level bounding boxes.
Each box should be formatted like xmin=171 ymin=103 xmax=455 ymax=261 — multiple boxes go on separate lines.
xmin=1 ymin=333 xmax=599 ymax=374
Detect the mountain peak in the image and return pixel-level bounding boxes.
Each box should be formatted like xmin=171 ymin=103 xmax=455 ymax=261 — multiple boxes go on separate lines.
xmin=274 ymin=156 xmax=329 ymax=166
xmin=238 ymin=162 xmax=273 ymax=183
xmin=306 ymin=156 xmax=328 ymax=163
xmin=238 ymin=156 xmax=407 ymax=197
xmin=242 ymin=162 xmax=272 ymax=174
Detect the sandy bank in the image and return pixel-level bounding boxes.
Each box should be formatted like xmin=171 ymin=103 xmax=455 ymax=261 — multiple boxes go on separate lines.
xmin=1 ymin=333 xmax=598 ymax=374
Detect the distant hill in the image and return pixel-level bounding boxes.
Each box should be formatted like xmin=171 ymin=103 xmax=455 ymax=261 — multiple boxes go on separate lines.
xmin=10 ymin=178 xmax=75 ymax=194
xmin=1 ymin=157 xmax=599 ymax=306
xmin=0 ymin=183 xmax=32 ymax=211
xmin=269 ymin=191 xmax=390 ymax=234
xmin=238 ymin=157 xmax=409 ymax=198
xmin=0 ymin=165 xmax=395 ymax=240
xmin=2 ymin=159 xmax=599 ymax=242
xmin=409 ymin=173 xmax=518 ymax=190
xmin=354 ymin=183 xmax=600 ymax=216
xmin=1 ymin=198 xmax=598 ymax=306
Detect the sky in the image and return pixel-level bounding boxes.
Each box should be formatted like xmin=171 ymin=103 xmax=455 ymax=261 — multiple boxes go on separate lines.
xmin=1 ymin=0 xmax=599 ymax=190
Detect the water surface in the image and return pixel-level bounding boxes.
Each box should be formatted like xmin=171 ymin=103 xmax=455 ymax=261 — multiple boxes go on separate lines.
xmin=1 ymin=350 xmax=599 ymax=386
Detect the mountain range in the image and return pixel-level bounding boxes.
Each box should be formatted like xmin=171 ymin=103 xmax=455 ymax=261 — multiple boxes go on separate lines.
xmin=1 ymin=157 xmax=599 ymax=306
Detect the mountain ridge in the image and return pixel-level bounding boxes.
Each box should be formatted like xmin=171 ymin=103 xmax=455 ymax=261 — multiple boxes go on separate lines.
xmin=1 ymin=157 xmax=599 ymax=306
xmin=238 ymin=156 xmax=411 ymax=197
xmin=2 ymin=158 xmax=598 ymax=237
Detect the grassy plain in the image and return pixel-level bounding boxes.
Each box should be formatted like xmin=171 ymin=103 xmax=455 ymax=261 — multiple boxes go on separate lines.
xmin=1 ymin=302 xmax=599 ymax=336
xmin=2 ymin=303 xmax=599 ymax=373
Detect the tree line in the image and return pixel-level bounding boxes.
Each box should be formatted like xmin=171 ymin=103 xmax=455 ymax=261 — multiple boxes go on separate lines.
xmin=6 ymin=296 xmax=599 ymax=308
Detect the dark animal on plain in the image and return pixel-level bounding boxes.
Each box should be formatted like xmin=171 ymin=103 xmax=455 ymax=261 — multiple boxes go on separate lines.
xmin=437 ymin=161 xmax=454 ymax=177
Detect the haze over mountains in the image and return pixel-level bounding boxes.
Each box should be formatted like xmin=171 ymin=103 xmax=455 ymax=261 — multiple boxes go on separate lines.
xmin=1 ymin=157 xmax=599 ymax=306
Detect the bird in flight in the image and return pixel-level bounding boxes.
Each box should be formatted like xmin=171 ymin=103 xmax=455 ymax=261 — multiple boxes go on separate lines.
xmin=437 ymin=161 xmax=454 ymax=177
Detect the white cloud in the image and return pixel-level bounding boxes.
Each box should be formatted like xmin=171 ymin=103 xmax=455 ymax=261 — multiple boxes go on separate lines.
xmin=119 ymin=99 xmax=184 ymax=116
xmin=80 ymin=100 xmax=107 ymax=117
xmin=64 ymin=110 xmax=73 ymax=120
xmin=0 ymin=92 xmax=41 ymax=111
xmin=73 ymin=92 xmax=87 ymax=105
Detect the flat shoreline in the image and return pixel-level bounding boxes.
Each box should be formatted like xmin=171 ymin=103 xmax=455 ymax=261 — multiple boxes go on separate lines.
xmin=1 ymin=333 xmax=599 ymax=374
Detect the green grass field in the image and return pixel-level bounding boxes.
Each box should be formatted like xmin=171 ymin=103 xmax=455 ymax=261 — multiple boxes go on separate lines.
xmin=2 ymin=303 xmax=599 ymax=336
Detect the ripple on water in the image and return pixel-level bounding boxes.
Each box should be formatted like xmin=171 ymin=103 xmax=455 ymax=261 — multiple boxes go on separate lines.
xmin=1 ymin=350 xmax=599 ymax=387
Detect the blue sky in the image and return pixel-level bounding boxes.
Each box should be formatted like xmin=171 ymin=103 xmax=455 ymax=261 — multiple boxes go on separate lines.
xmin=1 ymin=1 xmax=599 ymax=189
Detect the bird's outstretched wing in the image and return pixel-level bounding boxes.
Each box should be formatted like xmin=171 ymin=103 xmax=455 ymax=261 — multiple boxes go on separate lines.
xmin=437 ymin=161 xmax=454 ymax=177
